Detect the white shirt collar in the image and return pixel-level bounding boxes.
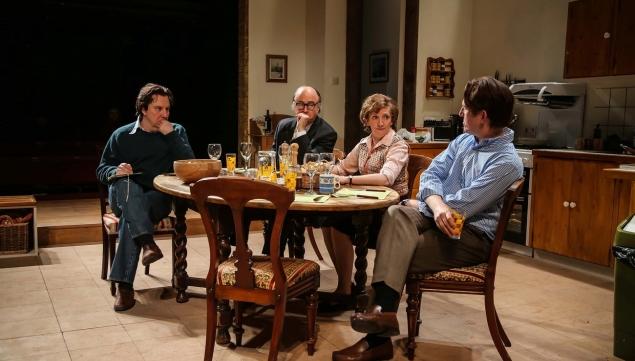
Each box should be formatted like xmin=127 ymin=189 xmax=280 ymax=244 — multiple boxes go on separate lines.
xmin=130 ymin=116 xmax=142 ymax=134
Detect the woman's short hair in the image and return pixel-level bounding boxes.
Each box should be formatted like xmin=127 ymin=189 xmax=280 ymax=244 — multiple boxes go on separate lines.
xmin=359 ymin=93 xmax=399 ymax=132
xmin=135 ymin=83 xmax=174 ymax=118
xmin=463 ymin=77 xmax=514 ymax=128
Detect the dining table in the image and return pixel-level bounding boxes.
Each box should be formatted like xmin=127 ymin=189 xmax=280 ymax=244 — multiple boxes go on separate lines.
xmin=153 ymin=173 xmax=400 ymax=344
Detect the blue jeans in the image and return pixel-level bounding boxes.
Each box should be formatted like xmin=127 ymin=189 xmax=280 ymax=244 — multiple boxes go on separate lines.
xmin=108 ymin=178 xmax=172 ymax=285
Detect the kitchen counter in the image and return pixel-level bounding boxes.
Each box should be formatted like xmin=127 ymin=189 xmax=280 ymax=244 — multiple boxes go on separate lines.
xmin=532 ymin=149 xmax=635 ymax=162
xmin=408 ymin=142 xmax=449 ymax=159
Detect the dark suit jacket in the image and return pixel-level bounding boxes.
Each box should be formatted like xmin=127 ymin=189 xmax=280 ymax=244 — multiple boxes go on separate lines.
xmin=272 ymin=115 xmax=337 ymax=162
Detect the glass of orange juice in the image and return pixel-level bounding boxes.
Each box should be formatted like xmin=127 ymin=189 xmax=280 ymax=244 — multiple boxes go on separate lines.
xmin=226 ymin=153 xmax=236 ymax=176
xmin=450 ymin=209 xmax=465 ymax=239
xmin=285 ymin=165 xmax=299 ymax=191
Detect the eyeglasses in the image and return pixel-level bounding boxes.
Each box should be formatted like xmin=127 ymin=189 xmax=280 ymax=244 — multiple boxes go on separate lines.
xmin=293 ymin=101 xmax=319 ymax=110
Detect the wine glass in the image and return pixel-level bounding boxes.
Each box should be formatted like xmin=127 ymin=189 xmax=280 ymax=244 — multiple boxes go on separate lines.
xmin=207 ymin=143 xmax=222 ymax=160
xmin=303 ymin=153 xmax=319 ymax=195
xmin=319 ymin=152 xmax=334 ymax=174
xmin=239 ymin=142 xmax=252 ymax=170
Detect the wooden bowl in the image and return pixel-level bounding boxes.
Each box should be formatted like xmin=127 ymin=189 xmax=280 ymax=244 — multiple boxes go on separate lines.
xmin=173 ymin=159 xmax=221 ymax=183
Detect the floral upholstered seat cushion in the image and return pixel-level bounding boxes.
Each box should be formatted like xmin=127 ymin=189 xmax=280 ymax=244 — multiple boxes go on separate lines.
xmin=217 ymin=256 xmax=320 ymax=290
xmin=423 ymin=263 xmax=487 ymax=283
xmin=102 ymin=213 xmax=175 ymax=234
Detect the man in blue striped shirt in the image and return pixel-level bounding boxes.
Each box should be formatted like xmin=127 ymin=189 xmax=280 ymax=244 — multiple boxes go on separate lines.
xmin=333 ymin=77 xmax=523 ymax=361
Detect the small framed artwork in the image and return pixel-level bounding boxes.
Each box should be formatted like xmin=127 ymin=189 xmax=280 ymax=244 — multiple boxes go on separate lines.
xmin=266 ymin=54 xmax=288 ymax=83
xmin=369 ymin=51 xmax=389 ymax=83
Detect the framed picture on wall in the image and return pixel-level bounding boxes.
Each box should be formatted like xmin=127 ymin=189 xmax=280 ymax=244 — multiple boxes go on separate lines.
xmin=369 ymin=51 xmax=389 ymax=83
xmin=266 ymin=54 xmax=288 ymax=83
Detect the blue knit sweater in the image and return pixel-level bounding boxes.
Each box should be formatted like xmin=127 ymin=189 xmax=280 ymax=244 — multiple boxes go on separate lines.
xmin=96 ymin=121 xmax=194 ymax=189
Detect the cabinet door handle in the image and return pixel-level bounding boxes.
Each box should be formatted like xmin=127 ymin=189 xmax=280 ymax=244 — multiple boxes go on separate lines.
xmin=563 ymin=201 xmax=570 ymax=208
xmin=603 ymin=32 xmax=611 ymax=39
xmin=569 ymin=202 xmax=577 ymax=208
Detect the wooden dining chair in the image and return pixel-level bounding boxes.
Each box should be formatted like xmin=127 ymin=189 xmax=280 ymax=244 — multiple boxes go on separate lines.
xmin=406 ymin=154 xmax=433 ymax=199
xmin=404 ymin=178 xmax=524 ymax=361
xmin=191 ymin=177 xmax=320 ymax=361
xmin=98 ymin=182 xmax=176 ymax=296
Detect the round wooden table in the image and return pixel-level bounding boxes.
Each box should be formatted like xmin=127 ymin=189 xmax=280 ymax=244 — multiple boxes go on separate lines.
xmin=154 ymin=174 xmax=400 ymax=344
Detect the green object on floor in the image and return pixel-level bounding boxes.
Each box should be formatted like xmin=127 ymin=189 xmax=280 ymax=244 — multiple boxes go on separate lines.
xmin=613 ymin=213 xmax=635 ymax=361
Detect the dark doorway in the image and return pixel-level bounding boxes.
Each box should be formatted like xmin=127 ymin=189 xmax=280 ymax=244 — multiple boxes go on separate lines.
xmin=2 ymin=0 xmax=238 ymax=195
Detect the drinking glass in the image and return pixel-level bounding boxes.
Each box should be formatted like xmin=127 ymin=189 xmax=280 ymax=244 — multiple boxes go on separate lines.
xmin=285 ymin=165 xmax=299 ymax=191
xmin=450 ymin=209 xmax=465 ymax=240
xmin=319 ymin=152 xmax=334 ymax=174
xmin=268 ymin=150 xmax=277 ymax=173
xmin=257 ymin=150 xmax=273 ymax=181
xmin=226 ymin=153 xmax=236 ymax=176
xmin=239 ymin=142 xmax=252 ymax=170
xmin=207 ymin=143 xmax=222 ymax=160
xmin=303 ymin=153 xmax=319 ymax=195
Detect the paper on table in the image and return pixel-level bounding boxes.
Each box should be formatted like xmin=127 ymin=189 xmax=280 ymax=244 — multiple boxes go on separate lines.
xmin=294 ymin=194 xmax=330 ymax=203
xmin=333 ymin=188 xmax=390 ymax=200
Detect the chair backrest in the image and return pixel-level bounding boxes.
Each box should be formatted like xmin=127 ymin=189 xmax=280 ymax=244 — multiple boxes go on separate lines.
xmin=191 ymin=177 xmax=294 ymax=290
xmin=407 ymin=154 xmax=433 ymax=198
xmin=486 ymin=178 xmax=525 ymax=281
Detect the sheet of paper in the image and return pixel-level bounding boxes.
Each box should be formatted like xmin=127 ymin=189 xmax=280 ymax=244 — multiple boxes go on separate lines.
xmin=294 ymin=194 xmax=330 ymax=203
xmin=333 ymin=188 xmax=390 ymax=200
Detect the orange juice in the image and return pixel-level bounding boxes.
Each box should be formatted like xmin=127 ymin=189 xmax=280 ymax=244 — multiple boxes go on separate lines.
xmin=451 ymin=210 xmax=465 ymax=239
xmin=284 ymin=170 xmax=297 ymax=191
xmin=226 ymin=153 xmax=236 ymax=175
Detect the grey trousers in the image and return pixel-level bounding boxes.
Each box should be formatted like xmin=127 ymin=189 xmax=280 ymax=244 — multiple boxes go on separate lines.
xmin=372 ymin=205 xmax=491 ymax=293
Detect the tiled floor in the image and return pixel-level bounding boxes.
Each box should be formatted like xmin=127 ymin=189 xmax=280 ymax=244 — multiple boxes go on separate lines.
xmin=0 ymin=231 xmax=620 ymax=361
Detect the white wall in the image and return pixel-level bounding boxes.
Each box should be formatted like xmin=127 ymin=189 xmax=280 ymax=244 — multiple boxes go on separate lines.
xmin=248 ymin=0 xmax=346 ymax=148
xmin=249 ymin=0 xmax=307 ymax=123
xmin=415 ymin=0 xmax=473 ymax=126
xmin=470 ymin=0 xmax=569 ymax=84
xmin=322 ymin=0 xmax=347 ymax=149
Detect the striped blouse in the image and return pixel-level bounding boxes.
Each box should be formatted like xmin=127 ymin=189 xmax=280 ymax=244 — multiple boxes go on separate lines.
xmin=332 ymin=129 xmax=409 ymax=196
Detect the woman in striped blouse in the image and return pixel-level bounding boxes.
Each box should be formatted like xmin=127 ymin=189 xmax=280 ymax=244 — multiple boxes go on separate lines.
xmin=322 ymin=93 xmax=409 ymax=300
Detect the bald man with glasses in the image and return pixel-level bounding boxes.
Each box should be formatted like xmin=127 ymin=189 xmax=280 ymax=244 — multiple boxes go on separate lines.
xmin=272 ymin=85 xmax=337 ymax=162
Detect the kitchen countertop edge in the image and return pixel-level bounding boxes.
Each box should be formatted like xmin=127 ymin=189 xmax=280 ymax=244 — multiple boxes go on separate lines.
xmin=533 ymin=149 xmax=635 ymax=162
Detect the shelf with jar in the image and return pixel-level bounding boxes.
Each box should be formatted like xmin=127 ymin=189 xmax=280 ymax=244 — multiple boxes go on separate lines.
xmin=426 ymin=57 xmax=455 ymax=98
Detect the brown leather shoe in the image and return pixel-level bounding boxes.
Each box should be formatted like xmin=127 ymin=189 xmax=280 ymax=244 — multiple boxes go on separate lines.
xmin=332 ymin=337 xmax=393 ymax=361
xmin=141 ymin=241 xmax=163 ymax=266
xmin=350 ymin=305 xmax=399 ymax=337
xmin=114 ymin=286 xmax=136 ymax=312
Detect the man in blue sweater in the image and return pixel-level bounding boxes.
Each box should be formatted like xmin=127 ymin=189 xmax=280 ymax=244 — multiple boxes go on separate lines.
xmin=97 ymin=83 xmax=194 ymax=311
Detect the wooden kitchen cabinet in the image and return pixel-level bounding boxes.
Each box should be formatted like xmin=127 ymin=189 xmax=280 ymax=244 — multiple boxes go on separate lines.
xmin=532 ymin=153 xmax=621 ymax=265
xmin=564 ymin=0 xmax=635 ymax=78
xmin=408 ymin=142 xmax=448 ymax=159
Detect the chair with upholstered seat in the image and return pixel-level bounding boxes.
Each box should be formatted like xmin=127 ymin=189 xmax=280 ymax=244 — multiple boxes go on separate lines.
xmin=191 ymin=177 xmax=320 ymax=361
xmin=406 ymin=154 xmax=433 ymax=199
xmin=98 ymin=182 xmax=176 ymax=296
xmin=404 ymin=178 xmax=524 ymax=361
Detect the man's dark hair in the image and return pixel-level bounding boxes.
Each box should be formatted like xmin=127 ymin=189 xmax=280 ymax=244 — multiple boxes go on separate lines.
xmin=135 ymin=83 xmax=174 ymax=118
xmin=463 ymin=76 xmax=514 ymax=128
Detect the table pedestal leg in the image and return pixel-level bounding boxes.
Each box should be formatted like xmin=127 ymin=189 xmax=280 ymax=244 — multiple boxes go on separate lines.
xmin=173 ymin=200 xmax=189 ymax=303
xmin=291 ymin=218 xmax=305 ymax=259
xmin=351 ymin=212 xmax=372 ymax=301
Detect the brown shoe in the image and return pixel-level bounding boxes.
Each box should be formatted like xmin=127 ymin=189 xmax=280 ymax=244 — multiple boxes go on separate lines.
xmin=332 ymin=337 xmax=393 ymax=361
xmin=350 ymin=305 xmax=399 ymax=337
xmin=141 ymin=241 xmax=163 ymax=266
xmin=114 ymin=286 xmax=136 ymax=312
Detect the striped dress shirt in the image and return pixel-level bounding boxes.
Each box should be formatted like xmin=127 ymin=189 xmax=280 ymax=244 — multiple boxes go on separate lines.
xmin=417 ymin=127 xmax=523 ymax=240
